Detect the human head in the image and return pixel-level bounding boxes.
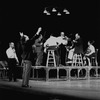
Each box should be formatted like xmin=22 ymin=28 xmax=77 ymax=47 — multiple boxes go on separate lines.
xmin=9 ymin=42 xmax=14 ymax=48
xmin=60 ymin=32 xmax=65 ymax=37
xmin=75 ymin=33 xmax=80 ymax=39
xmin=88 ymin=41 xmax=91 ymax=46
xmin=50 ymin=34 xmax=53 ymax=37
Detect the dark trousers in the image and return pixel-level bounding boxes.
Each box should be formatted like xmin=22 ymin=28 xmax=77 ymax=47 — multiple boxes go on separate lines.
xmin=59 ymin=44 xmax=66 ymax=65
xmin=35 ymin=51 xmax=43 ymax=66
xmin=22 ymin=60 xmax=31 ymax=86
xmin=8 ymin=58 xmax=17 ymax=81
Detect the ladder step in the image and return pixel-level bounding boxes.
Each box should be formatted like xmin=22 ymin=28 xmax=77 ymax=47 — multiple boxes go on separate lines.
xmin=48 ymin=62 xmax=55 ymax=64
xmin=48 ymin=58 xmax=54 ymax=59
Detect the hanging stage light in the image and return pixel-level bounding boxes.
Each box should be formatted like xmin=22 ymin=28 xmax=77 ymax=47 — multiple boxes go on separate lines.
xmin=43 ymin=9 xmax=47 ymax=14
xmin=43 ymin=6 xmax=70 ymax=16
xmin=43 ymin=8 xmax=51 ymax=15
xmin=52 ymin=8 xmax=57 ymax=12
xmin=46 ymin=12 xmax=51 ymax=15
xmin=57 ymin=12 xmax=61 ymax=16
xmin=63 ymin=9 xmax=70 ymax=14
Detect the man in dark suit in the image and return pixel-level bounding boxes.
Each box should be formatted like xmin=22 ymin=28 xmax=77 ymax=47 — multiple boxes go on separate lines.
xmin=20 ymin=27 xmax=42 ymax=87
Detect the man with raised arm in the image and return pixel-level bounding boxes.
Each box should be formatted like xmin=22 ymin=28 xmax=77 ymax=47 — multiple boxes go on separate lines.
xmin=20 ymin=27 xmax=42 ymax=87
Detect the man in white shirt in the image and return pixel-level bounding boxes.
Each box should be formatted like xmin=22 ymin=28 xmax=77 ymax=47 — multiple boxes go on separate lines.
xmin=85 ymin=41 xmax=95 ymax=56
xmin=44 ymin=34 xmax=59 ymax=66
xmin=44 ymin=34 xmax=58 ymax=52
xmin=44 ymin=35 xmax=58 ymax=47
xmin=6 ymin=42 xmax=19 ymax=82
xmin=57 ymin=32 xmax=69 ymax=66
xmin=85 ymin=41 xmax=96 ymax=65
xmin=57 ymin=32 xmax=68 ymax=46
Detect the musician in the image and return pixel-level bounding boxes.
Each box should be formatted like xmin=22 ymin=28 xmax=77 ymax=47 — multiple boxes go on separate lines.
xmin=34 ymin=34 xmax=43 ymax=66
xmin=67 ymin=33 xmax=83 ymax=61
xmin=57 ymin=32 xmax=69 ymax=66
xmin=6 ymin=42 xmax=19 ymax=82
xmin=85 ymin=41 xmax=96 ymax=65
xmin=44 ymin=34 xmax=59 ymax=66
xmin=73 ymin=33 xmax=83 ymax=54
xmin=67 ymin=48 xmax=75 ymax=61
xmin=20 ymin=27 xmax=42 ymax=87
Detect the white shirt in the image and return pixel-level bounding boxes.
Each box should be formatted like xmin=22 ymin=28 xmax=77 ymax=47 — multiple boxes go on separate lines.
xmin=86 ymin=44 xmax=95 ymax=56
xmin=44 ymin=36 xmax=58 ymax=47
xmin=6 ymin=47 xmax=18 ymax=62
xmin=57 ymin=36 xmax=68 ymax=45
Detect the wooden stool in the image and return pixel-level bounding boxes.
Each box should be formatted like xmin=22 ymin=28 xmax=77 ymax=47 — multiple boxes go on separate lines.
xmin=46 ymin=50 xmax=56 ymax=67
xmin=72 ymin=54 xmax=83 ymax=66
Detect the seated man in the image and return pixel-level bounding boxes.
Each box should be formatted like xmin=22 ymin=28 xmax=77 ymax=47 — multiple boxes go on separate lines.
xmin=44 ymin=34 xmax=58 ymax=52
xmin=44 ymin=34 xmax=59 ymax=66
xmin=85 ymin=41 xmax=96 ymax=66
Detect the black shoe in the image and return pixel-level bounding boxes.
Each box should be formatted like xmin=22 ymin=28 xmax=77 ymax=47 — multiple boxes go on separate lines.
xmin=22 ymin=85 xmax=31 ymax=88
xmin=9 ymin=79 xmax=12 ymax=82
xmin=14 ymin=79 xmax=17 ymax=82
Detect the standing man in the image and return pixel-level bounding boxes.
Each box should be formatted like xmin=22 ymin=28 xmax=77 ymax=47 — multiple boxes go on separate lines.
xmin=6 ymin=42 xmax=19 ymax=82
xmin=20 ymin=27 xmax=42 ymax=87
xmin=73 ymin=33 xmax=83 ymax=55
xmin=34 ymin=34 xmax=43 ymax=66
xmin=57 ymin=32 xmax=69 ymax=66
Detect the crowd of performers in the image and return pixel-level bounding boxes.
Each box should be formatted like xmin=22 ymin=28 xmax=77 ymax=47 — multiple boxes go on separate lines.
xmin=4 ymin=27 xmax=98 ymax=87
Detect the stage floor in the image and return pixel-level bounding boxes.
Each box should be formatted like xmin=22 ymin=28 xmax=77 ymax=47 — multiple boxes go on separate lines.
xmin=0 ymin=79 xmax=100 ymax=100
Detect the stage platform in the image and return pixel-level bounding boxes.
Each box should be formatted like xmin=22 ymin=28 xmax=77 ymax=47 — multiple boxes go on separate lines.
xmin=32 ymin=66 xmax=100 ymax=81
xmin=1 ymin=65 xmax=100 ymax=81
xmin=1 ymin=65 xmax=100 ymax=99
xmin=0 ymin=78 xmax=100 ymax=100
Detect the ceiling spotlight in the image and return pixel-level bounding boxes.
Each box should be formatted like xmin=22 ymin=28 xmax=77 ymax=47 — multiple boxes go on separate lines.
xmin=63 ymin=9 xmax=70 ymax=14
xmin=63 ymin=9 xmax=67 ymax=12
xmin=46 ymin=12 xmax=51 ymax=15
xmin=57 ymin=12 xmax=61 ymax=16
xmin=65 ymin=11 xmax=70 ymax=14
xmin=52 ymin=8 xmax=57 ymax=12
xmin=43 ymin=9 xmax=48 ymax=14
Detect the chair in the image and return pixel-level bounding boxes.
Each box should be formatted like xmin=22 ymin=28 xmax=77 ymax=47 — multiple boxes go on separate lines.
xmin=86 ymin=49 xmax=98 ymax=66
xmin=90 ymin=49 xmax=98 ymax=66
xmin=0 ymin=61 xmax=8 ymax=78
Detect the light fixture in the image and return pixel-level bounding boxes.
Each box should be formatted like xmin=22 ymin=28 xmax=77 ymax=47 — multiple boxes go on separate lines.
xmin=43 ymin=6 xmax=70 ymax=16
xmin=63 ymin=9 xmax=70 ymax=14
xmin=63 ymin=9 xmax=67 ymax=12
xmin=43 ymin=9 xmax=47 ymax=14
xmin=46 ymin=12 xmax=51 ymax=15
xmin=57 ymin=12 xmax=61 ymax=16
xmin=65 ymin=11 xmax=70 ymax=14
xmin=52 ymin=8 xmax=57 ymax=12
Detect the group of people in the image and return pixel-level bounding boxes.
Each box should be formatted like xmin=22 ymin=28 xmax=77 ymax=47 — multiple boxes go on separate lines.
xmin=5 ymin=27 xmax=97 ymax=87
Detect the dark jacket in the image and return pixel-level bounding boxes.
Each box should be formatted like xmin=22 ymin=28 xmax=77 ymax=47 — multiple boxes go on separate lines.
xmin=21 ymin=34 xmax=39 ymax=62
xmin=74 ymin=38 xmax=83 ymax=54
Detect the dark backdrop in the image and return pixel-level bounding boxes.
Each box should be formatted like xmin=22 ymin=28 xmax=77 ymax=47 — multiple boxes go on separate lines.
xmin=0 ymin=0 xmax=99 ymax=61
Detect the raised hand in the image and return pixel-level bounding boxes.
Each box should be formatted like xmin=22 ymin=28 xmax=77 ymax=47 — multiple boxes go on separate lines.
xmin=19 ymin=32 xmax=24 ymax=37
xmin=36 ymin=27 xmax=42 ymax=35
